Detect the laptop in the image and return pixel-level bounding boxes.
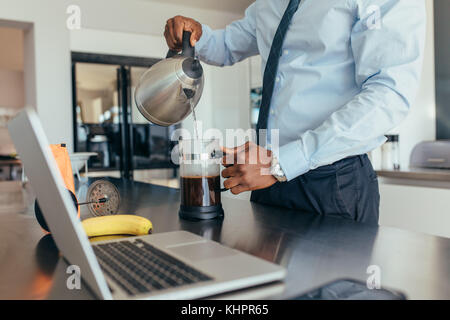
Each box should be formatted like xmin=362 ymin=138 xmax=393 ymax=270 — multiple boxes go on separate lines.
xmin=8 ymin=108 xmax=286 ymax=300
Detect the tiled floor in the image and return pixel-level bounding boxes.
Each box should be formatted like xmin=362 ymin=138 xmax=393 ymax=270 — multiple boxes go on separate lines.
xmin=0 ymin=181 xmax=34 ymax=215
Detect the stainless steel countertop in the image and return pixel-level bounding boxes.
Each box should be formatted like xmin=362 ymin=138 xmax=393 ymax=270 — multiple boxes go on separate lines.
xmin=0 ymin=178 xmax=449 ymax=299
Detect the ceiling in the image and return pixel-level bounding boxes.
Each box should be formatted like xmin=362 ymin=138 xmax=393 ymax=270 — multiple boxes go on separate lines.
xmin=139 ymin=0 xmax=254 ymax=14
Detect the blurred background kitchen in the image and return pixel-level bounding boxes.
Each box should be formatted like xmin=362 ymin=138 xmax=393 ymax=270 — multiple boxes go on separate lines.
xmin=0 ymin=0 xmax=449 ymax=238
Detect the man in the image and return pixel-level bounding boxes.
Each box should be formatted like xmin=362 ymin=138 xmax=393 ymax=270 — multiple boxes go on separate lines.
xmin=164 ymin=0 xmax=425 ymax=225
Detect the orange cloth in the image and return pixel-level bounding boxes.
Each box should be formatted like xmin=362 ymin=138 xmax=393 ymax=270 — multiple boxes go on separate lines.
xmin=49 ymin=144 xmax=80 ymax=218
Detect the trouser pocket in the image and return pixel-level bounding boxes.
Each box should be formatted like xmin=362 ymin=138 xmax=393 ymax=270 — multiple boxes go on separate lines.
xmin=335 ymin=155 xmax=380 ymax=224
xmin=301 ymin=161 xmax=357 ymax=219
xmin=335 ymin=160 xmax=359 ymax=219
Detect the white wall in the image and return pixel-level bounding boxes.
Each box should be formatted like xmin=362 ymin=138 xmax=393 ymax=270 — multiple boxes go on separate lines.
xmin=72 ymin=0 xmax=239 ymax=36
xmin=70 ymin=28 xmax=168 ymax=59
xmin=207 ymin=61 xmax=251 ymax=143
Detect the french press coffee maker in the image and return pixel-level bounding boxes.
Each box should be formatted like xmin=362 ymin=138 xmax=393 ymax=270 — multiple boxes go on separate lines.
xmin=178 ymin=139 xmax=226 ymax=220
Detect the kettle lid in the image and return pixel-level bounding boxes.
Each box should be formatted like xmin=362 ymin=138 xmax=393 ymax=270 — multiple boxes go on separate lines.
xmin=182 ymin=58 xmax=203 ymax=79
xmin=166 ymin=31 xmax=203 ymax=79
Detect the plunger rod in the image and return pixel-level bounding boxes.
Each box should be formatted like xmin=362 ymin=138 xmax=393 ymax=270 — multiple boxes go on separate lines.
xmin=78 ymin=197 xmax=108 ymax=206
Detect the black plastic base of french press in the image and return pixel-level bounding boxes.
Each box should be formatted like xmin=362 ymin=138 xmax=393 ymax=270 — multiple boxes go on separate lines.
xmin=179 ymin=204 xmax=224 ymax=221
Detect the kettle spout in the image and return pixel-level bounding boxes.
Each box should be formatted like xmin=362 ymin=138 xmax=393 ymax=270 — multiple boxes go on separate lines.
xmin=183 ymin=88 xmax=196 ymax=99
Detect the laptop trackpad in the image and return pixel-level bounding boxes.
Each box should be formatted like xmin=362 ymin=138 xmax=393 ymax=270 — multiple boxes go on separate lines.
xmin=167 ymin=242 xmax=238 ymax=262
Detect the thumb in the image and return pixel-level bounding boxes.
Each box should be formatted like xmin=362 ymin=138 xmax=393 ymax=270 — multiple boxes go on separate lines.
xmin=221 ymin=146 xmax=236 ymax=155
xmin=191 ymin=29 xmax=201 ymax=46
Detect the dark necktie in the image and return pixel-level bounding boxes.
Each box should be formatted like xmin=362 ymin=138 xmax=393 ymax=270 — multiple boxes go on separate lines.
xmin=256 ymin=0 xmax=301 ymax=144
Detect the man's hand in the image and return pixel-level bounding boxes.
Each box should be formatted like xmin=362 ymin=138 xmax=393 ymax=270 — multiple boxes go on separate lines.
xmin=222 ymin=142 xmax=277 ymax=195
xmin=164 ymin=16 xmax=202 ymax=50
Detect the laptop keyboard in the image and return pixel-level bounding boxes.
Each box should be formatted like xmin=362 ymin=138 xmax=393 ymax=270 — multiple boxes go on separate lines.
xmin=93 ymin=239 xmax=213 ymax=296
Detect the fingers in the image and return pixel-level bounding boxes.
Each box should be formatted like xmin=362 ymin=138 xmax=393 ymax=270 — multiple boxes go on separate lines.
xmin=169 ymin=19 xmax=180 ymax=49
xmin=223 ymin=177 xmax=239 ymax=190
xmin=222 ymin=152 xmax=237 ymax=166
xmin=175 ymin=16 xmax=201 ymax=47
xmin=172 ymin=16 xmax=185 ymax=45
xmin=222 ymin=142 xmax=251 ymax=165
xmin=230 ymin=185 xmax=249 ymax=195
xmin=164 ymin=16 xmax=202 ymax=50
xmin=191 ymin=27 xmax=202 ymax=46
xmin=222 ymin=165 xmax=247 ymax=194
xmin=222 ymin=165 xmax=238 ymax=178
xmin=222 ymin=173 xmax=249 ymax=195
xmin=164 ymin=23 xmax=176 ymax=50
xmin=164 ymin=18 xmax=178 ymax=50
xmin=222 ymin=141 xmax=250 ymax=156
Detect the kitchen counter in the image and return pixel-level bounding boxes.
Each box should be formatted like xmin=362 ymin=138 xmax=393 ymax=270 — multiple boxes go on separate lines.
xmin=377 ymin=167 xmax=450 ymax=190
xmin=0 ymin=178 xmax=449 ymax=299
xmin=376 ymin=168 xmax=450 ymax=239
xmin=377 ymin=167 xmax=450 ymax=182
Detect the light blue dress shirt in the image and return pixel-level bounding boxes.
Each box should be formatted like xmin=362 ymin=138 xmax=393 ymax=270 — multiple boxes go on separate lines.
xmin=195 ymin=0 xmax=426 ymax=181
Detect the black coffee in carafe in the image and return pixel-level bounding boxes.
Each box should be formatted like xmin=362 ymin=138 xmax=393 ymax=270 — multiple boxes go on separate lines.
xmin=180 ymin=175 xmax=221 ymax=207
xmin=178 ymin=139 xmax=225 ymax=220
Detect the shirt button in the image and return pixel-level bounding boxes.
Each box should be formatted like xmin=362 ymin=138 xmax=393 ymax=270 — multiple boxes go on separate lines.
xmin=270 ymin=110 xmax=275 ymax=115
xmin=275 ymin=77 xmax=280 ymax=83
xmin=283 ymin=49 xmax=289 ymax=55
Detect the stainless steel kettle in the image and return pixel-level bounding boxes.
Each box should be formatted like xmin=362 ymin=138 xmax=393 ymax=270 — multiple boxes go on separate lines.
xmin=134 ymin=31 xmax=204 ymax=126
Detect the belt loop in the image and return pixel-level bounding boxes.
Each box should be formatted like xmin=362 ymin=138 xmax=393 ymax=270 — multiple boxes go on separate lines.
xmin=358 ymin=155 xmax=365 ymax=167
xmin=299 ymin=174 xmax=308 ymax=184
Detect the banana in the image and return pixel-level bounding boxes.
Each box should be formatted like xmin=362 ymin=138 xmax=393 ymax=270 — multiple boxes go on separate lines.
xmin=82 ymin=215 xmax=153 ymax=238
xmin=89 ymin=235 xmax=133 ymax=243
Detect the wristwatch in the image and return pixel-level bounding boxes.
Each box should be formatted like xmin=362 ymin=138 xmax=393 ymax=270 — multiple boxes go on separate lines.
xmin=270 ymin=155 xmax=287 ymax=182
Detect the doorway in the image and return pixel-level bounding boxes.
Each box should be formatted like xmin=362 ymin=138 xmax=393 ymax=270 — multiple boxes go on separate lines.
xmin=0 ymin=26 xmax=25 ymax=181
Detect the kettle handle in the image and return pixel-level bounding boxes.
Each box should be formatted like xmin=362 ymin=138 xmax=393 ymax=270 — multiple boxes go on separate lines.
xmin=166 ymin=49 xmax=179 ymax=58
xmin=181 ymin=31 xmax=195 ymax=58
xmin=165 ymin=31 xmax=195 ymax=59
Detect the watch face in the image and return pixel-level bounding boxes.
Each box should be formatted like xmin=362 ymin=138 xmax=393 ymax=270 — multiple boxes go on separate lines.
xmin=270 ymin=156 xmax=286 ymax=182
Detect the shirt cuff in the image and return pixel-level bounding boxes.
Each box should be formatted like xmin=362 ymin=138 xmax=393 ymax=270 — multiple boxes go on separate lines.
xmin=275 ymin=140 xmax=310 ymax=181
xmin=194 ymin=24 xmax=212 ymax=53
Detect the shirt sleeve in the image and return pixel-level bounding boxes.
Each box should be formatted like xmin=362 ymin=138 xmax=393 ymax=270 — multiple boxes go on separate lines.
xmin=194 ymin=2 xmax=259 ymax=66
xmin=277 ymin=0 xmax=426 ymax=181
